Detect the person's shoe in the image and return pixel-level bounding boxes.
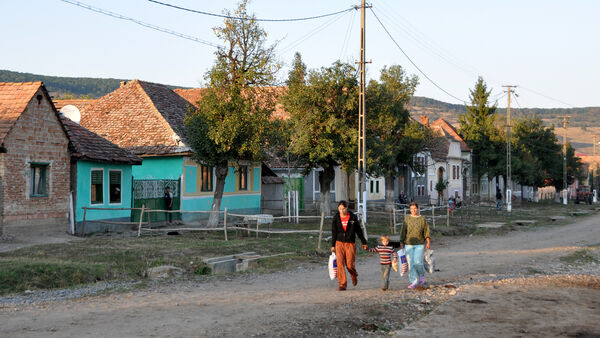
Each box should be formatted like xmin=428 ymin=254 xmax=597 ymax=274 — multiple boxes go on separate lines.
xmin=408 ymin=283 xmax=417 ymax=289
xmin=351 ymin=276 xmax=358 ymax=286
xmin=381 ymin=287 xmax=387 ymax=291
xmin=418 ymin=276 xmax=425 ymax=285
xmin=338 ymin=286 xmax=346 ymax=291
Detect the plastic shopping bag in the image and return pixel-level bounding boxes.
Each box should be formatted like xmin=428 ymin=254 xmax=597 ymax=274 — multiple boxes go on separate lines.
xmin=398 ymin=249 xmax=408 ymax=277
xmin=328 ymin=253 xmax=337 ymax=280
xmin=423 ymin=249 xmax=435 ymax=274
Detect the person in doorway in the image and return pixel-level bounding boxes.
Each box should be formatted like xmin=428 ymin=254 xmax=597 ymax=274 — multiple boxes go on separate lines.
xmin=368 ymin=235 xmax=398 ymax=291
xmin=496 ymin=189 xmax=503 ymax=210
xmin=455 ymin=195 xmax=462 ymax=208
xmin=400 ymin=202 xmax=431 ymax=288
xmin=164 ymin=186 xmax=173 ymax=223
xmin=331 ymin=200 xmax=369 ymax=291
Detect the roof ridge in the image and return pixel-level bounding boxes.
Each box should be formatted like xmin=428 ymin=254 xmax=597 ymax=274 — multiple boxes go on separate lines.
xmin=134 ymin=81 xmax=182 ymax=146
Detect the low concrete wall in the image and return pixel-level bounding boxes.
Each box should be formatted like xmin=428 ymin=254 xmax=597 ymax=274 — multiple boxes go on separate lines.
xmin=3 ymin=218 xmax=69 ymax=237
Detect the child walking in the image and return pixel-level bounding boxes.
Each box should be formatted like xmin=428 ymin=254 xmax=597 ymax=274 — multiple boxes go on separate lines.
xmin=369 ymin=235 xmax=398 ymax=291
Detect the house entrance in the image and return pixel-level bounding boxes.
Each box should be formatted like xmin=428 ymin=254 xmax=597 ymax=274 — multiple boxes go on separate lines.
xmin=132 ymin=179 xmax=181 ymax=222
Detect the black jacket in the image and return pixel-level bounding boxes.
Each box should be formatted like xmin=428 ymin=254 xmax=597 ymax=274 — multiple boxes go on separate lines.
xmin=331 ymin=211 xmax=367 ymax=247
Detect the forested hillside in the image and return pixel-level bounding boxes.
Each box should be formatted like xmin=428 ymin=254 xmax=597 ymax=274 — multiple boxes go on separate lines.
xmin=0 ymin=70 xmax=184 ymax=98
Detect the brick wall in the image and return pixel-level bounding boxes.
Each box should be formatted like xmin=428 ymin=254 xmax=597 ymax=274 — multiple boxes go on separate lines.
xmin=0 ymin=87 xmax=70 ymax=227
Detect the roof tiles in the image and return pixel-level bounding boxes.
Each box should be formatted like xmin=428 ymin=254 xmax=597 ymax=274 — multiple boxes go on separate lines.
xmin=0 ymin=81 xmax=43 ymax=144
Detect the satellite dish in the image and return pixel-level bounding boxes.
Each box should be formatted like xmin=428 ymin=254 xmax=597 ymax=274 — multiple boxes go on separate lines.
xmin=60 ymin=105 xmax=81 ymax=124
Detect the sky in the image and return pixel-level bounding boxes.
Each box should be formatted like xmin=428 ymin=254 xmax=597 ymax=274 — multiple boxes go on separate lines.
xmin=1 ymin=0 xmax=598 ymax=109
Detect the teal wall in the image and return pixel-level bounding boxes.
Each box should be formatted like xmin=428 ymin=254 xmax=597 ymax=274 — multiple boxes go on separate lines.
xmin=224 ymin=167 xmax=236 ymax=192
xmin=181 ymin=193 xmax=261 ymax=222
xmin=75 ymin=160 xmax=135 ymax=222
xmin=253 ymin=167 xmax=260 ymax=191
xmin=132 ymin=156 xmax=183 ymax=179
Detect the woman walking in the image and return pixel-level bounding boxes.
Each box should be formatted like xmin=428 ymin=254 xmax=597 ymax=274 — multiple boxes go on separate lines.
xmin=400 ymin=202 xmax=431 ymax=288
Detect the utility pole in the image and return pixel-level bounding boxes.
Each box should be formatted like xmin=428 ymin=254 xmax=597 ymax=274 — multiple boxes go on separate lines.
xmin=355 ymin=0 xmax=371 ymax=227
xmin=502 ymin=85 xmax=516 ymax=212
xmin=594 ymin=135 xmax=598 ymax=203
xmin=562 ymin=116 xmax=570 ymax=205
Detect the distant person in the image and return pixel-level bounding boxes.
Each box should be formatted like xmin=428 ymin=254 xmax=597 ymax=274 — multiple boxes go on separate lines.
xmin=164 ymin=186 xmax=173 ymax=223
xmin=455 ymin=196 xmax=462 ymax=208
xmin=368 ymin=235 xmax=398 ymax=291
xmin=331 ymin=200 xmax=369 ymax=291
xmin=448 ymin=197 xmax=455 ymax=215
xmin=400 ymin=202 xmax=431 ymax=288
xmin=496 ymin=189 xmax=503 ymax=210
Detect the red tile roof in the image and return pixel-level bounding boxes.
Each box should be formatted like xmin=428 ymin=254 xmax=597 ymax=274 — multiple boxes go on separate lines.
xmin=0 ymin=81 xmax=44 ymax=144
xmin=431 ymin=118 xmax=471 ymax=152
xmin=80 ymin=80 xmax=194 ymax=155
xmin=59 ymin=115 xmax=141 ymax=164
xmin=174 ymin=86 xmax=291 ymax=120
xmin=53 ymin=99 xmax=97 ymax=111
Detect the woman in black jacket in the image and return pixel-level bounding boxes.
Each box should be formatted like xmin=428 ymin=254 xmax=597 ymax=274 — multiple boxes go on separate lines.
xmin=331 ymin=200 xmax=368 ymax=291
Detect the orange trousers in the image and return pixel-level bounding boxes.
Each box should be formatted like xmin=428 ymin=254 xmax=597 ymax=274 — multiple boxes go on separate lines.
xmin=335 ymin=241 xmax=357 ymax=288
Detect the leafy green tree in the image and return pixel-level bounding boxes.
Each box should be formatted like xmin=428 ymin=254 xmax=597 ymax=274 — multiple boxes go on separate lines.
xmin=185 ymin=0 xmax=280 ymax=226
xmin=281 ymin=60 xmax=358 ymax=216
xmin=458 ymin=77 xmax=504 ymax=196
xmin=365 ymin=65 xmax=428 ymax=210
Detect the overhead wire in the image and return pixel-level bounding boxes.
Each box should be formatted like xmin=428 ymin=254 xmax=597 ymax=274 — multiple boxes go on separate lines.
xmin=147 ymin=0 xmax=355 ymax=22
xmin=369 ymin=8 xmax=467 ymax=104
xmin=279 ymin=10 xmax=351 ymax=55
xmin=59 ymin=0 xmax=219 ymax=48
xmin=339 ymin=9 xmax=357 ymax=61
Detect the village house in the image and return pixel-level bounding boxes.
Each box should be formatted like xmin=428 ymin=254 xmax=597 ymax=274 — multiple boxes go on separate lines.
xmin=58 ymin=114 xmax=142 ymax=234
xmin=0 ymin=82 xmax=70 ymax=235
xmin=80 ymin=80 xmax=261 ymax=223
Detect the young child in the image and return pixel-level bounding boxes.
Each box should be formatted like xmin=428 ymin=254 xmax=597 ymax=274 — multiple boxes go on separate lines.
xmin=369 ymin=235 xmax=398 ymax=291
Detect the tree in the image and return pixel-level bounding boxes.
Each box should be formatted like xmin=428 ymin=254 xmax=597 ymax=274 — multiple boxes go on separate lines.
xmin=185 ymin=0 xmax=280 ymax=226
xmin=281 ymin=59 xmax=358 ymax=216
xmin=365 ymin=65 xmax=427 ymax=210
xmin=458 ymin=77 xmax=504 ymax=197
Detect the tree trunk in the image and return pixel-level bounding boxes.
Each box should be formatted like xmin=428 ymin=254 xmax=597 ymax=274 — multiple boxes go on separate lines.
xmin=208 ymin=162 xmax=229 ymax=227
xmin=384 ymin=174 xmax=395 ymax=211
xmin=319 ymin=165 xmax=335 ymax=217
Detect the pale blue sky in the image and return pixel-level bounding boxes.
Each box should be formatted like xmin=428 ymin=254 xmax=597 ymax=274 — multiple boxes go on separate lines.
xmin=1 ymin=0 xmax=598 ymax=108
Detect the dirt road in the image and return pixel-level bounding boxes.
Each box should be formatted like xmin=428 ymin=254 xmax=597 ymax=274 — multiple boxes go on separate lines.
xmin=1 ymin=215 xmax=599 ymax=337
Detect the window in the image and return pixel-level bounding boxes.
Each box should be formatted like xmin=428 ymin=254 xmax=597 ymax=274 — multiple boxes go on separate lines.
xmin=238 ymin=165 xmax=248 ymax=190
xmin=201 ymin=166 xmax=213 ymax=191
xmin=376 ymin=181 xmax=380 ymax=194
xmin=30 ymin=163 xmax=48 ymax=196
xmin=109 ymin=170 xmax=121 ymax=204
xmin=457 ymin=166 xmax=460 ymax=180
xmin=91 ymin=169 xmax=103 ymax=204
xmin=370 ymin=180 xmax=374 ymax=193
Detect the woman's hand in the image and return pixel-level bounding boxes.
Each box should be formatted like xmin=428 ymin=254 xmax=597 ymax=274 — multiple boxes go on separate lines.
xmin=425 ymin=238 xmax=431 ymax=250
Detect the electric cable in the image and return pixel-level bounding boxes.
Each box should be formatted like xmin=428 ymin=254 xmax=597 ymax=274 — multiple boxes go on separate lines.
xmin=279 ymin=10 xmax=351 ymax=55
xmin=59 ymin=0 xmax=219 ymax=47
xmin=147 ymin=0 xmax=355 ymax=22
xmin=369 ymin=8 xmax=467 ymax=104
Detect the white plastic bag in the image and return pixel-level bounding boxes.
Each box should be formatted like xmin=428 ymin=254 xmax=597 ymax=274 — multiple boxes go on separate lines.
xmin=423 ymin=249 xmax=435 ymax=274
xmin=328 ymin=253 xmax=337 ymax=280
xmin=397 ymin=249 xmax=408 ymax=277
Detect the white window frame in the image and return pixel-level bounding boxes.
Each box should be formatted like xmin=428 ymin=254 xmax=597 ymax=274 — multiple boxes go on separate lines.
xmin=108 ymin=169 xmax=123 ymax=206
xmin=90 ymin=168 xmax=104 ymax=205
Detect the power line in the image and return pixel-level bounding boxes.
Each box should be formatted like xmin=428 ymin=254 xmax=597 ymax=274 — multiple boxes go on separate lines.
xmin=59 ymin=0 xmax=219 ymax=48
xmin=147 ymin=0 xmax=355 ymax=22
xmin=279 ymin=10 xmax=351 ymax=55
xmin=518 ymin=85 xmax=575 ymax=108
xmin=369 ymin=8 xmax=467 ymax=104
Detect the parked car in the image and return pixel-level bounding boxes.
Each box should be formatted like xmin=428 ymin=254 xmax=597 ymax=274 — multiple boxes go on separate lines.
xmin=575 ymin=186 xmax=593 ymax=205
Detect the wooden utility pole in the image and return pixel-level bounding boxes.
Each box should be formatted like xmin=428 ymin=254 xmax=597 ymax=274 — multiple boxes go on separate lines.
xmin=562 ymin=116 xmax=570 ymax=204
xmin=356 ymin=0 xmax=371 ymax=229
xmin=502 ymin=85 xmax=516 ymax=212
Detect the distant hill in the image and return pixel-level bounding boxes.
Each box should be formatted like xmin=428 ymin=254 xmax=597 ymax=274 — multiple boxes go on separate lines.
xmin=0 ymin=69 xmax=185 ymax=99
xmin=407 ymin=96 xmax=600 ymax=155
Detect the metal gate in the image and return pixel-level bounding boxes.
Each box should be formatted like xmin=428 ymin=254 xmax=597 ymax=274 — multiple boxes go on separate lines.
xmin=132 ymin=179 xmax=181 ymax=222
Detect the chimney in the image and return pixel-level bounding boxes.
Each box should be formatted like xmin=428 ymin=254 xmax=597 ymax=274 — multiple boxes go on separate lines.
xmin=420 ymin=115 xmax=429 ymax=125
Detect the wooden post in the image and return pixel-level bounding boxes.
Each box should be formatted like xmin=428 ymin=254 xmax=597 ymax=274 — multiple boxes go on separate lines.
xmin=403 ymin=206 xmax=407 ymax=219
xmin=256 ymin=217 xmax=260 ymax=239
xmin=223 ymin=208 xmax=228 ymax=241
xmin=389 ymin=209 xmax=394 ymax=234
xmin=317 ymin=210 xmax=325 ymax=250
xmin=137 ymin=204 xmax=145 ymax=237
xmin=82 ymin=207 xmax=87 ymax=237
xmin=446 ymin=205 xmax=450 ymax=227
xmin=432 ymin=205 xmax=436 ymax=228
xmin=393 ymin=207 xmax=397 ymax=234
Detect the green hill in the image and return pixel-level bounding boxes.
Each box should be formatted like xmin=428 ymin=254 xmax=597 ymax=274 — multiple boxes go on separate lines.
xmin=0 ymin=69 xmax=185 ymax=99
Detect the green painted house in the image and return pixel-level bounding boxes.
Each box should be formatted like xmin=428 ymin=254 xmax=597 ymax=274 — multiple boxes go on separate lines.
xmin=79 ymin=80 xmax=261 ymax=223
xmin=59 ymin=114 xmax=142 ymax=234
